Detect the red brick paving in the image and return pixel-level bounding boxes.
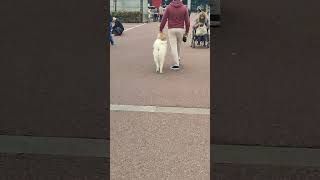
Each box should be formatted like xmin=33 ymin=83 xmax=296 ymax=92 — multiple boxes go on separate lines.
xmin=110 ymin=14 xmax=210 ymax=180
xmin=111 ymin=15 xmax=210 ymax=108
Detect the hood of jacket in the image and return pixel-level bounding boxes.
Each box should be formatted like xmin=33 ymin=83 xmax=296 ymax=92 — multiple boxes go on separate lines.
xmin=170 ymin=0 xmax=183 ymax=8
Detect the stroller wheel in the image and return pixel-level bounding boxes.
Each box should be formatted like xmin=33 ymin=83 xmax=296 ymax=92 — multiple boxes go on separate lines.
xmin=192 ymin=41 xmax=195 ymax=48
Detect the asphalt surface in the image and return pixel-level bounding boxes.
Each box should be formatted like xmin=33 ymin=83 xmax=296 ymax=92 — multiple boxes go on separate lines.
xmin=110 ymin=14 xmax=210 ymax=180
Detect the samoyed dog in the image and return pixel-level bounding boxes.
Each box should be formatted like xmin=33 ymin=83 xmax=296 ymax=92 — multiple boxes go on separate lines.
xmin=153 ymin=32 xmax=167 ymax=73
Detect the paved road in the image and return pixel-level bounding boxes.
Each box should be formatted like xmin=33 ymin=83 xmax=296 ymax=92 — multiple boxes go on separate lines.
xmin=110 ymin=14 xmax=210 ymax=180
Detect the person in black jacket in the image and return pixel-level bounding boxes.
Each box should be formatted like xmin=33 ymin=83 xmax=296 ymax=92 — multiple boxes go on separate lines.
xmin=112 ymin=17 xmax=124 ymax=36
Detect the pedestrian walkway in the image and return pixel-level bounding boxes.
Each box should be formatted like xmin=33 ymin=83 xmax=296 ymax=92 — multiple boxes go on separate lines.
xmin=110 ymin=13 xmax=210 ymax=180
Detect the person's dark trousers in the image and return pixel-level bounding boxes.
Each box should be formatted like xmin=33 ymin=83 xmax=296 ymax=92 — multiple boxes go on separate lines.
xmin=154 ymin=14 xmax=158 ymax=22
xmin=159 ymin=15 xmax=163 ymax=22
xmin=197 ymin=35 xmax=207 ymax=45
xmin=113 ymin=27 xmax=123 ymax=36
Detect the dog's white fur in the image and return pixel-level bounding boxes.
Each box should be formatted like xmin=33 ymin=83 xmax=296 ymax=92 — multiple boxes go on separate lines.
xmin=153 ymin=33 xmax=167 ymax=73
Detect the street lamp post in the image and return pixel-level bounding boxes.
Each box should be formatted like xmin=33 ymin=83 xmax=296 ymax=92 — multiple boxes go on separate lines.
xmin=114 ymin=0 xmax=117 ymax=12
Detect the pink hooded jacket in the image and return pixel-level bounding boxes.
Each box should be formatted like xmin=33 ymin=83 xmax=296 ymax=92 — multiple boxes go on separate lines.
xmin=159 ymin=0 xmax=190 ymax=34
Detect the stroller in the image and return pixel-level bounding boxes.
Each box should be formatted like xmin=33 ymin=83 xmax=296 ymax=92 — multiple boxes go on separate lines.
xmin=191 ymin=13 xmax=210 ymax=48
xmin=191 ymin=23 xmax=210 ymax=48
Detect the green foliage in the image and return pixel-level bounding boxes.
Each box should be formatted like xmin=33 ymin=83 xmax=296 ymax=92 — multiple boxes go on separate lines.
xmin=111 ymin=11 xmax=143 ymax=23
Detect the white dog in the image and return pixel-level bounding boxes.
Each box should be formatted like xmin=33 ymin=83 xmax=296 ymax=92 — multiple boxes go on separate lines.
xmin=153 ymin=32 xmax=167 ymax=73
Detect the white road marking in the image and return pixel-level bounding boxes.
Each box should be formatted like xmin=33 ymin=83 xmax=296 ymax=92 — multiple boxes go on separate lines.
xmin=124 ymin=23 xmax=147 ymax=32
xmin=110 ymin=104 xmax=210 ymax=115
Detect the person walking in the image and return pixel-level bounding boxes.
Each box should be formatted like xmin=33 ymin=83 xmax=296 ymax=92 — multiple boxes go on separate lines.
xmin=109 ymin=14 xmax=114 ymax=45
xmin=112 ymin=17 xmax=124 ymax=36
xmin=160 ymin=0 xmax=190 ymax=70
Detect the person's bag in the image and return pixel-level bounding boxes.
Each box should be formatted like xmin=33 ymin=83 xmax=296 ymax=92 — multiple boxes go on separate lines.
xmin=196 ymin=25 xmax=207 ymax=36
xmin=183 ymin=34 xmax=187 ymax=42
xmin=114 ymin=27 xmax=122 ymax=36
